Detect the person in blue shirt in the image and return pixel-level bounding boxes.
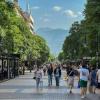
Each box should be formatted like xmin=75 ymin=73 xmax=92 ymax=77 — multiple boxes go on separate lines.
xmin=89 ymin=66 xmax=97 ymax=94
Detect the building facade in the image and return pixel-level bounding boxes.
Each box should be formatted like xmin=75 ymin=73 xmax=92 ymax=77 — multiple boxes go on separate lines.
xmin=6 ymin=0 xmax=35 ymax=34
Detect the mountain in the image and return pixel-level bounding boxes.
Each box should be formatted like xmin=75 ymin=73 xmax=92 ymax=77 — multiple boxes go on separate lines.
xmin=36 ymin=27 xmax=69 ymax=56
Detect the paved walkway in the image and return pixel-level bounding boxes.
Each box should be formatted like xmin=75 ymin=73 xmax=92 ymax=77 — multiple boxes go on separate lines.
xmin=0 ymin=71 xmax=100 ymax=100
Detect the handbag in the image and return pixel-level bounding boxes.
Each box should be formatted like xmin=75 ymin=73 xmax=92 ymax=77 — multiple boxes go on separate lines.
xmin=33 ymin=76 xmax=36 ymax=79
xmin=33 ymin=71 xmax=37 ymax=79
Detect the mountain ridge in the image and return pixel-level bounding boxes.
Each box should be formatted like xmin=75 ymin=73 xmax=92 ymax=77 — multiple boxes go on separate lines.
xmin=36 ymin=27 xmax=69 ymax=56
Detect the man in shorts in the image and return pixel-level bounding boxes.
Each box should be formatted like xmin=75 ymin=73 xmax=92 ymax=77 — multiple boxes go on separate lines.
xmin=78 ymin=62 xmax=89 ymax=98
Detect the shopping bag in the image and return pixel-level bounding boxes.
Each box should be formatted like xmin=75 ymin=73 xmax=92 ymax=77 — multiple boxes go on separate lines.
xmin=77 ymin=81 xmax=80 ymax=88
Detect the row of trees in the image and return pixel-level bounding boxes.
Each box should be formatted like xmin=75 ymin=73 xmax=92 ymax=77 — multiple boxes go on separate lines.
xmin=58 ymin=0 xmax=100 ymax=63
xmin=0 ymin=0 xmax=50 ymax=65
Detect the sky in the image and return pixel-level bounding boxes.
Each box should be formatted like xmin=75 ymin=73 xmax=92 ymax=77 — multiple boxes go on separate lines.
xmin=18 ymin=0 xmax=86 ymax=30
xmin=18 ymin=0 xmax=86 ymax=56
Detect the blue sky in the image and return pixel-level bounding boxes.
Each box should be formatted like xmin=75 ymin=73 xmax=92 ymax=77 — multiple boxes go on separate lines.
xmin=18 ymin=0 xmax=86 ymax=30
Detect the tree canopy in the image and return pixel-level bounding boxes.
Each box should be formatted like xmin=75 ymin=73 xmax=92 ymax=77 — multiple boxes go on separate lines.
xmin=0 ymin=0 xmax=50 ymax=65
xmin=60 ymin=0 xmax=100 ymax=64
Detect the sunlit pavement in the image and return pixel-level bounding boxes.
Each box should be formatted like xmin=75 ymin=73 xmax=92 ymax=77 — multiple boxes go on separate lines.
xmin=0 ymin=71 xmax=100 ymax=100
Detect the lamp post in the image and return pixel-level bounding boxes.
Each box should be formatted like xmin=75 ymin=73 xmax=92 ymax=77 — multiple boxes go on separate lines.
xmin=82 ymin=27 xmax=89 ymax=60
xmin=96 ymin=32 xmax=99 ymax=68
xmin=81 ymin=25 xmax=89 ymax=58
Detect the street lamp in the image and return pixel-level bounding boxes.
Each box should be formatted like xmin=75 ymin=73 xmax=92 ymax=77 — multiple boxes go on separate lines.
xmin=96 ymin=32 xmax=99 ymax=68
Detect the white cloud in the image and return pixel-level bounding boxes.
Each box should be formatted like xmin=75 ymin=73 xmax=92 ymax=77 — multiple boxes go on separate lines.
xmin=42 ymin=18 xmax=50 ymax=23
xmin=32 ymin=6 xmax=40 ymax=10
xmin=77 ymin=11 xmax=82 ymax=16
xmin=43 ymin=18 xmax=50 ymax=22
xmin=64 ymin=10 xmax=78 ymax=18
xmin=53 ymin=6 xmax=62 ymax=12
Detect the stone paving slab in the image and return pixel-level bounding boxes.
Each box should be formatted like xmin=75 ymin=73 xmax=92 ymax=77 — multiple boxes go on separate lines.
xmin=0 ymin=71 xmax=100 ymax=100
xmin=0 ymin=89 xmax=17 ymax=93
xmin=0 ymin=93 xmax=99 ymax=100
xmin=0 ymin=85 xmax=79 ymax=89
xmin=0 ymin=88 xmax=80 ymax=94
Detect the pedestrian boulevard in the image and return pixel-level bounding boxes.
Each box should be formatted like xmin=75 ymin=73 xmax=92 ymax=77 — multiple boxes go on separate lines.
xmin=0 ymin=71 xmax=99 ymax=100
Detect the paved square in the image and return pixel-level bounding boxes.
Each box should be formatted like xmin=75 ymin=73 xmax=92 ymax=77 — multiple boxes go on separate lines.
xmin=0 ymin=71 xmax=100 ymax=100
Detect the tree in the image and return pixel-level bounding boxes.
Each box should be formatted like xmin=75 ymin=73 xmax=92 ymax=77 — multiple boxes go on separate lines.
xmin=0 ymin=1 xmax=50 ymax=67
xmin=58 ymin=52 xmax=64 ymax=61
xmin=63 ymin=21 xmax=82 ymax=60
xmin=61 ymin=0 xmax=100 ymax=62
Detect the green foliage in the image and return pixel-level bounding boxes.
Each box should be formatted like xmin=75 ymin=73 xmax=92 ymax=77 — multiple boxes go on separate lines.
xmin=62 ymin=21 xmax=82 ymax=60
xmin=61 ymin=0 xmax=100 ymax=61
xmin=58 ymin=52 xmax=64 ymax=61
xmin=90 ymin=57 xmax=100 ymax=68
xmin=0 ymin=1 xmax=50 ymax=65
xmin=30 ymin=35 xmax=50 ymax=64
xmin=89 ymin=58 xmax=97 ymax=67
xmin=48 ymin=54 xmax=55 ymax=62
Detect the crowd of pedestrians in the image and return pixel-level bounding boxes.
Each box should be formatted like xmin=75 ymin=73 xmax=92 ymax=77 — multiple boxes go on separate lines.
xmin=34 ymin=63 xmax=62 ymax=88
xmin=33 ymin=61 xmax=100 ymax=99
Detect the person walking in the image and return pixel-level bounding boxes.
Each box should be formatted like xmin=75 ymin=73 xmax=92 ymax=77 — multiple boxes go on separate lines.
xmin=47 ymin=64 xmax=53 ymax=87
xmin=89 ymin=66 xmax=97 ymax=94
xmin=67 ymin=67 xmax=75 ymax=93
xmin=96 ymin=67 xmax=100 ymax=93
xmin=54 ymin=65 xmax=61 ymax=87
xmin=35 ymin=67 xmax=42 ymax=89
xmin=78 ymin=62 xmax=89 ymax=98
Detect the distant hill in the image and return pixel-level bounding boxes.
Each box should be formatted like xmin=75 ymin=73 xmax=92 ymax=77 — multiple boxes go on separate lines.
xmin=37 ymin=27 xmax=69 ymax=56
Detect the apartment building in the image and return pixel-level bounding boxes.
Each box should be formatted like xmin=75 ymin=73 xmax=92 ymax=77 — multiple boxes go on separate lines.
xmin=6 ymin=0 xmax=35 ymax=34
